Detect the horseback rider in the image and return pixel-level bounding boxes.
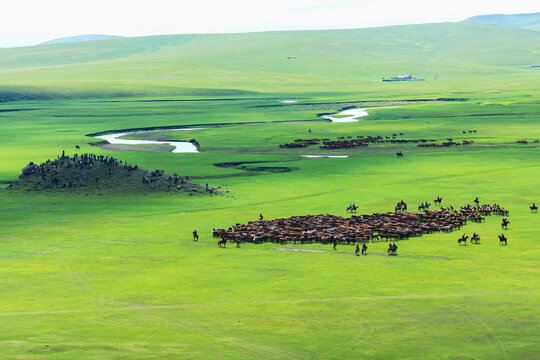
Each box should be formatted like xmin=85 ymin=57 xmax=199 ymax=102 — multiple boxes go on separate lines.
xmin=362 ymin=243 xmax=367 ymax=256
xmin=259 ymin=213 xmax=264 ymax=221
xmin=193 ymin=230 xmax=199 ymax=241
xmin=355 ymin=243 xmax=360 ymax=256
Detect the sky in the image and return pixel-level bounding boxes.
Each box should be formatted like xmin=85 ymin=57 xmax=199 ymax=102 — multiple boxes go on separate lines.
xmin=1 ymin=0 xmax=538 ymax=47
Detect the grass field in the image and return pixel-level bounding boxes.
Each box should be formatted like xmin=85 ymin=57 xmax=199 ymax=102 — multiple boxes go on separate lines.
xmin=1 ymin=22 xmax=540 ymax=359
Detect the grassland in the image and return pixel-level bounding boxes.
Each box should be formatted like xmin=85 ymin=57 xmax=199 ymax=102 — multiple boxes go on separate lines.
xmin=0 ymin=22 xmax=540 ymax=359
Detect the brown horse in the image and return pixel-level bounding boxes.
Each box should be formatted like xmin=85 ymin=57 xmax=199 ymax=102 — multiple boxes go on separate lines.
xmin=218 ymin=237 xmax=227 ymax=247
xmin=458 ymin=234 xmax=468 ymax=245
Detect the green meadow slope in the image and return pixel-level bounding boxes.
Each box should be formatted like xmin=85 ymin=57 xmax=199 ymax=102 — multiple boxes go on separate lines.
xmin=1 ymin=22 xmax=540 ymax=359
xmin=1 ymin=22 xmax=540 ymax=100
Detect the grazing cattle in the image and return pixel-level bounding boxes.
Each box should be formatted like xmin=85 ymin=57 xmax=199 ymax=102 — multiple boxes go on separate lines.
xmin=531 ymin=203 xmax=538 ymax=212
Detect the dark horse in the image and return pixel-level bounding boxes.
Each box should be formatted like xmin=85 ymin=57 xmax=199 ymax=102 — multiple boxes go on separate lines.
xmin=395 ymin=200 xmax=407 ymax=212
xmin=396 ymin=151 xmax=404 ymax=157
xmin=474 ymin=197 xmax=480 ymax=205
xmin=418 ymin=202 xmax=431 ymax=212
xmin=434 ymin=196 xmax=443 ymax=205
xmin=458 ymin=234 xmax=468 ymax=245
xmin=498 ymin=234 xmax=507 ymax=245
xmin=470 ymin=233 xmax=481 ymax=244
xmin=218 ymin=237 xmax=227 ymax=248
xmin=193 ymin=230 xmax=199 ymax=241
xmin=347 ymin=203 xmax=359 ymax=213
xmin=501 ymin=217 xmax=510 ymax=229
xmin=531 ymin=203 xmax=538 ymax=212
xmin=75 ymin=145 xmax=80 ymax=149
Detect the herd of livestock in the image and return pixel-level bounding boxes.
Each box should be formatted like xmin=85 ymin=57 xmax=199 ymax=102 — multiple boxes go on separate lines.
xmin=213 ymin=202 xmax=511 ymax=246
xmin=278 ymin=133 xmax=476 ymax=150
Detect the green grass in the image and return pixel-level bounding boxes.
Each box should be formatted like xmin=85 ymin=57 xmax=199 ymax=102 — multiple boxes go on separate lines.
xmin=1 ymin=22 xmax=540 ymax=359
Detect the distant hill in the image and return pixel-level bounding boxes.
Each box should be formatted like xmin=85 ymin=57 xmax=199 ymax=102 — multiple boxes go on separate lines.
xmin=39 ymin=34 xmax=123 ymax=46
xmin=0 ymin=22 xmax=539 ymax=101
xmin=463 ymin=12 xmax=540 ymax=31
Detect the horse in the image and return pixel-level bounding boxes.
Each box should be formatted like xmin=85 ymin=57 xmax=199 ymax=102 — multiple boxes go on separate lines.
xmin=218 ymin=237 xmax=227 ymax=248
xmin=474 ymin=197 xmax=480 ymax=205
xmin=470 ymin=233 xmax=481 ymax=244
xmin=501 ymin=217 xmax=510 ymax=229
xmin=347 ymin=204 xmax=358 ymax=213
xmin=362 ymin=243 xmax=368 ymax=256
xmin=355 ymin=244 xmax=360 ymax=256
xmin=386 ymin=242 xmax=397 ymax=255
xmin=418 ymin=202 xmax=431 ymax=212
xmin=259 ymin=214 xmax=264 ymax=221
xmin=434 ymin=196 xmax=443 ymax=205
xmin=193 ymin=230 xmax=199 ymax=241
xmin=498 ymin=234 xmax=507 ymax=246
xmin=75 ymin=145 xmax=80 ymax=149
xmin=531 ymin=203 xmax=538 ymax=212
xmin=396 ymin=151 xmax=404 ymax=157
xmin=458 ymin=234 xmax=468 ymax=245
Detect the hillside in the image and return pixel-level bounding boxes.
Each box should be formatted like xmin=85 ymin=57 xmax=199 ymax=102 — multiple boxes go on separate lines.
xmin=39 ymin=34 xmax=123 ymax=46
xmin=9 ymin=153 xmax=211 ymax=195
xmin=464 ymin=12 xmax=540 ymax=31
xmin=1 ymin=22 xmax=540 ymax=100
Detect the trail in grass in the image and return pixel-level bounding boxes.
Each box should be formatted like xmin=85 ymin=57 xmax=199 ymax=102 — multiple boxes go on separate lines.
xmin=0 ymin=291 xmax=536 ymax=317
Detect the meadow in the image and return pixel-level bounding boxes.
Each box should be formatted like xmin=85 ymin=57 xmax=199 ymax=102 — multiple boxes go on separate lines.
xmin=0 ymin=22 xmax=540 ymax=359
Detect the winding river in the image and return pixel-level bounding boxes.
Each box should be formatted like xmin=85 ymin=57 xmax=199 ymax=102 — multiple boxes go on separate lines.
xmin=95 ymin=128 xmax=205 ymax=153
xmin=92 ymin=106 xmax=397 ymax=153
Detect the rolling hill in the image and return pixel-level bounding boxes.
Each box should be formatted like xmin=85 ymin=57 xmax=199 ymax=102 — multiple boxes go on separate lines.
xmin=463 ymin=12 xmax=540 ymax=31
xmin=1 ymin=22 xmax=539 ymax=101
xmin=38 ymin=34 xmax=123 ymax=46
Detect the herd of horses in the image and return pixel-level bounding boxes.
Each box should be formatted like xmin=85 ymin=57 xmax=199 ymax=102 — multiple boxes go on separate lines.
xmin=210 ymin=200 xmax=517 ymax=248
xmin=204 ymin=198 xmax=538 ymax=250
xmin=278 ymin=133 xmax=477 ymax=151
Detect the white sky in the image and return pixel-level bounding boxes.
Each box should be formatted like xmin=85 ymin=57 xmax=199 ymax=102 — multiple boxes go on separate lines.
xmin=1 ymin=0 xmax=538 ymax=47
